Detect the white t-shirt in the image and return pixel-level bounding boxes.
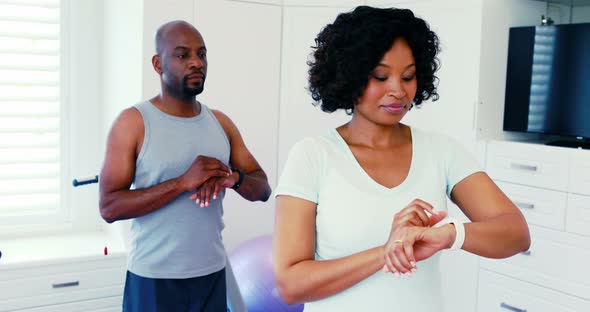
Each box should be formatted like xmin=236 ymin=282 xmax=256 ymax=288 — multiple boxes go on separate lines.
xmin=275 ymin=126 xmax=482 ymax=312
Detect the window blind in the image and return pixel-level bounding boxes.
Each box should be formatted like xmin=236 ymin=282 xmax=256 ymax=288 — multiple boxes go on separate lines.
xmin=0 ymin=0 xmax=62 ymax=217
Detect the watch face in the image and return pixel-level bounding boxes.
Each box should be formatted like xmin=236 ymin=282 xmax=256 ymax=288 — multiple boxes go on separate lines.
xmin=231 ymin=168 xmax=244 ymax=190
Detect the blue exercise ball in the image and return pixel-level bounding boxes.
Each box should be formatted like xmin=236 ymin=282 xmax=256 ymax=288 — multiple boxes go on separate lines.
xmin=229 ymin=235 xmax=304 ymax=312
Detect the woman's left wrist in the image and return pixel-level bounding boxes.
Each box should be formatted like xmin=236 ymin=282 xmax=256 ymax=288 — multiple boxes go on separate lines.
xmin=444 ymin=224 xmax=456 ymax=249
xmin=433 ymin=218 xmax=465 ymax=250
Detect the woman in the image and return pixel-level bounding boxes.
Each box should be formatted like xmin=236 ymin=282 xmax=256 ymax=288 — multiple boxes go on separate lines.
xmin=272 ymin=6 xmax=530 ymax=311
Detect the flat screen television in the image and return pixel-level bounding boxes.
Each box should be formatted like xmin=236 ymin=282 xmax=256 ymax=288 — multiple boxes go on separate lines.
xmin=503 ymin=23 xmax=590 ymax=148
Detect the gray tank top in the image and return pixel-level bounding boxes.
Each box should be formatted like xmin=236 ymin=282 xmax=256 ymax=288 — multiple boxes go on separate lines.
xmin=128 ymin=101 xmax=230 ymax=278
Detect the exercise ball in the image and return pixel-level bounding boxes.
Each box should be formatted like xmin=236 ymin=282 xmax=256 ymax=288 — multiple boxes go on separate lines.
xmin=229 ymin=235 xmax=304 ymax=312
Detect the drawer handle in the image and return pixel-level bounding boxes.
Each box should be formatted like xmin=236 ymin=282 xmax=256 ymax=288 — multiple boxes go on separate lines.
xmin=514 ymin=201 xmax=535 ymax=209
xmin=510 ymin=162 xmax=538 ymax=172
xmin=520 ymin=250 xmax=531 ymax=256
xmin=501 ymin=302 xmax=527 ymax=312
xmin=52 ymin=281 xmax=80 ymax=288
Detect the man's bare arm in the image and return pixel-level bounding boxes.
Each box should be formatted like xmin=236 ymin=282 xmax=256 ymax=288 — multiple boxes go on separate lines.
xmin=99 ymin=108 xmax=231 ymax=223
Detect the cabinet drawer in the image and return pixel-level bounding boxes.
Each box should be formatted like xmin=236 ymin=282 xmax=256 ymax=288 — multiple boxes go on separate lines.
xmin=480 ymin=226 xmax=590 ymax=300
xmin=570 ymin=150 xmax=590 ymax=196
xmin=496 ymin=181 xmax=566 ymax=231
xmin=1 ymin=286 xmax=124 ymax=312
xmin=477 ymin=270 xmax=590 ymax=312
xmin=2 ymin=257 xmax=126 ymax=281
xmin=487 ymin=141 xmax=569 ymax=191
xmin=566 ymin=193 xmax=590 ymax=237
xmin=11 ymin=296 xmax=122 ymax=312
xmin=0 ymin=267 xmax=125 ymax=301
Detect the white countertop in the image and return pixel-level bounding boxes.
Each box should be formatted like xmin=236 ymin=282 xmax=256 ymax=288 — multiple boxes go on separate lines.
xmin=0 ymin=230 xmax=126 ymax=270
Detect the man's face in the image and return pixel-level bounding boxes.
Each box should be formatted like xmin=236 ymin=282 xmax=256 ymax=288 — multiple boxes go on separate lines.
xmin=159 ymin=26 xmax=207 ymax=97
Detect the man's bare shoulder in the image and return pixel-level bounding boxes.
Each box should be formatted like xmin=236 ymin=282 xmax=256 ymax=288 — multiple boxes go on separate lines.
xmin=211 ymin=109 xmax=237 ymax=129
xmin=210 ymin=109 xmax=229 ymax=122
xmin=110 ymin=107 xmax=142 ymax=130
xmin=108 ymin=107 xmax=144 ymax=140
xmin=118 ymin=107 xmax=143 ymax=124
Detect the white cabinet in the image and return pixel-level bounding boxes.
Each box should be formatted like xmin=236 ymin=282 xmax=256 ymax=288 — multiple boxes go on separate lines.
xmin=13 ymin=297 xmax=123 ymax=312
xmin=487 ymin=142 xmax=570 ymax=191
xmin=569 ymin=151 xmax=590 ymax=195
xmin=479 ymin=141 xmax=590 ymax=311
xmin=477 ymin=270 xmax=590 ymax=312
xmin=0 ymin=232 xmax=126 ymax=311
xmin=566 ymin=194 xmax=590 ymax=236
xmin=494 ymin=181 xmax=567 ymax=231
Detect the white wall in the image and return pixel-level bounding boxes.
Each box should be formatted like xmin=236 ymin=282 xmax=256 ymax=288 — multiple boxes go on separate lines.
xmin=142 ymin=0 xmax=195 ymax=100
xmin=475 ymin=0 xmax=548 ymax=142
xmin=284 ymin=0 xmax=362 ymax=6
xmin=195 ymin=0 xmax=282 ymax=251
xmin=545 ymin=3 xmax=590 ymax=24
xmin=573 ymin=5 xmax=590 ymax=22
xmin=278 ymin=4 xmax=359 ymax=174
xmin=101 ymin=0 xmax=144 ymax=246
xmin=390 ymin=1 xmax=481 ymax=144
xmin=102 ymin=0 xmax=143 ymax=132
xmin=66 ymin=0 xmax=106 ymax=232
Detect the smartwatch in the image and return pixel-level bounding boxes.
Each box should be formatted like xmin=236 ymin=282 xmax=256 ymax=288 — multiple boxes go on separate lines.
xmin=231 ymin=167 xmax=244 ymax=190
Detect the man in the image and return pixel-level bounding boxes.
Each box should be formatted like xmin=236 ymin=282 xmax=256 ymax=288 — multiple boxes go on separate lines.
xmin=99 ymin=20 xmax=271 ymax=311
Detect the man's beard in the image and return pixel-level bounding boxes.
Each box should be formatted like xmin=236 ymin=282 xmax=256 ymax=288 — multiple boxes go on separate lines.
xmin=183 ymin=84 xmax=203 ymax=96
xmin=182 ymin=76 xmax=205 ymax=96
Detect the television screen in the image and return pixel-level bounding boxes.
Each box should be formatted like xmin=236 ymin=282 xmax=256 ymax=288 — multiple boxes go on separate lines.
xmin=503 ymin=23 xmax=590 ymax=140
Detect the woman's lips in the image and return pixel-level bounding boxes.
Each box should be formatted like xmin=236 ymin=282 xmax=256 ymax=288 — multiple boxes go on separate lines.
xmin=381 ymin=103 xmax=406 ymax=114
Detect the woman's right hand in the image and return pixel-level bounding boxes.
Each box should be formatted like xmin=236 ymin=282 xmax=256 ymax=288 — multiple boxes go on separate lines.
xmin=383 ymin=199 xmax=447 ymax=276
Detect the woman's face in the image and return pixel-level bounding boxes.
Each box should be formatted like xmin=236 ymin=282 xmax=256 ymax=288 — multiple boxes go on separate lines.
xmin=355 ymin=37 xmax=417 ymax=126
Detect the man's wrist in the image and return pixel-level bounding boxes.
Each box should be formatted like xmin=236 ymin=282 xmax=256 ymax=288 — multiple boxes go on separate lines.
xmin=230 ymin=167 xmax=244 ymax=190
xmin=230 ymin=171 xmax=239 ymax=185
xmin=176 ymin=175 xmax=190 ymax=192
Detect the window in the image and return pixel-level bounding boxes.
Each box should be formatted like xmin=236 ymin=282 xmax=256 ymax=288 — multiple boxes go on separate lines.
xmin=0 ymin=0 xmax=65 ymax=228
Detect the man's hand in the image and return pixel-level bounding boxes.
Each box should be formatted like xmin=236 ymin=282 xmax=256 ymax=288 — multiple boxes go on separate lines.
xmin=180 ymin=155 xmax=232 ymax=192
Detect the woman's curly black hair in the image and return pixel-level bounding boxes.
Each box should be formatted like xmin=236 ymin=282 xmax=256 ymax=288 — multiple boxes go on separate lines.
xmin=308 ymin=6 xmax=440 ymax=113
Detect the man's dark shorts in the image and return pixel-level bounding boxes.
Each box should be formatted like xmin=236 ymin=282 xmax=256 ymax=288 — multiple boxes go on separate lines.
xmin=123 ymin=268 xmax=226 ymax=312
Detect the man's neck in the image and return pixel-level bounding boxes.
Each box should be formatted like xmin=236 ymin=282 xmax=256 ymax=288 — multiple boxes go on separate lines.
xmin=150 ymin=92 xmax=201 ymax=118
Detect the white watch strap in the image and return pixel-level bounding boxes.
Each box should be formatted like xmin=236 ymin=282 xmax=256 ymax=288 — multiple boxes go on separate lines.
xmin=433 ymin=217 xmax=465 ymax=251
